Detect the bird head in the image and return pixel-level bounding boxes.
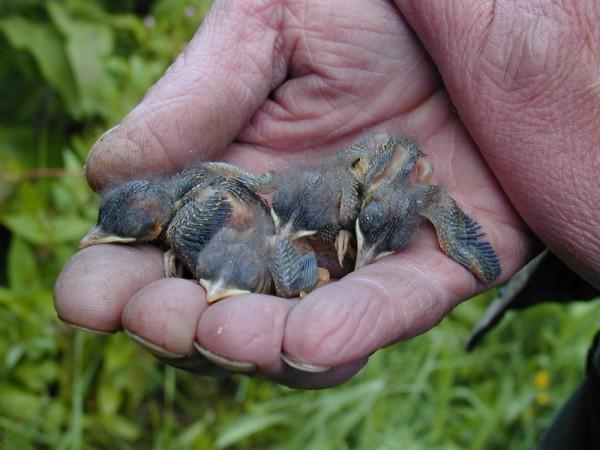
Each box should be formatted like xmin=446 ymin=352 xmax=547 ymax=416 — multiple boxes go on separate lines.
xmin=195 ymin=228 xmax=272 ymax=303
xmin=80 ymin=180 xmax=174 ymax=248
xmin=355 ymin=184 xmax=426 ymax=270
xmin=354 ymin=194 xmax=394 ymax=270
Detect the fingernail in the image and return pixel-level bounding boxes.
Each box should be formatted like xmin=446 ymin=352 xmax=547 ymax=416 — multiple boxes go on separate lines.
xmin=193 ymin=342 xmax=257 ymax=373
xmin=125 ymin=330 xmax=186 ymax=359
xmin=281 ymin=353 xmax=331 ymax=373
xmin=84 ymin=124 xmax=122 ymax=187
xmin=86 ymin=123 xmax=121 ymax=164
xmin=60 ymin=319 xmax=114 ymax=336
xmin=95 ymin=123 xmax=121 ymax=145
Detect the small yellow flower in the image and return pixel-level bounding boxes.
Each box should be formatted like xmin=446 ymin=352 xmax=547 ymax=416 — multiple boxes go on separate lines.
xmin=534 ymin=370 xmax=551 ymax=390
xmin=535 ymin=392 xmax=551 ymax=406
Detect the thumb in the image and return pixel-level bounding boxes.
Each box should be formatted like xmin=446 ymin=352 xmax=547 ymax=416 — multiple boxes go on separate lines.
xmin=86 ymin=0 xmax=287 ymax=190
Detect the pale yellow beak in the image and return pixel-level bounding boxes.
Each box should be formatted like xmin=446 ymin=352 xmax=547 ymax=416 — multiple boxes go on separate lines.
xmin=290 ymin=229 xmax=317 ymax=240
xmin=354 ymin=220 xmax=370 ymax=270
xmin=270 ymin=209 xmax=281 ymax=231
xmin=79 ymin=226 xmax=137 ymax=249
xmin=270 ymin=209 xmax=316 ymax=240
xmin=354 ymin=220 xmax=392 ymax=270
xmin=199 ymin=279 xmax=251 ymax=303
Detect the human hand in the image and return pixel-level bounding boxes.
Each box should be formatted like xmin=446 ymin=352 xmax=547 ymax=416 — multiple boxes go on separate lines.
xmin=54 ymin=0 xmax=532 ymax=388
xmin=395 ymin=0 xmax=600 ymax=288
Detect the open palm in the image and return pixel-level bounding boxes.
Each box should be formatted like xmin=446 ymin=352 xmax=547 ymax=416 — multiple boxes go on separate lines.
xmin=55 ymin=0 xmax=531 ymax=387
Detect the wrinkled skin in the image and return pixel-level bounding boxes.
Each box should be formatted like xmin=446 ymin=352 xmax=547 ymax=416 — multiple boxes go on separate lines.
xmin=54 ymin=0 xmax=599 ymax=388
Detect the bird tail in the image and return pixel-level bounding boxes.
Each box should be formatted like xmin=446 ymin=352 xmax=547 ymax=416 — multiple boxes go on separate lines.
xmin=419 ymin=189 xmax=501 ymax=283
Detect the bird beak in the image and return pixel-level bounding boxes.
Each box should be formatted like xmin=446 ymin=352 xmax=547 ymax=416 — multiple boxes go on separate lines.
xmin=271 ymin=209 xmax=316 ymax=240
xmin=354 ymin=220 xmax=374 ymax=270
xmin=354 ymin=220 xmax=394 ymax=270
xmin=199 ymin=279 xmax=251 ymax=303
xmin=270 ymin=209 xmax=281 ymax=231
xmin=79 ymin=226 xmax=137 ymax=249
xmin=289 ymin=229 xmax=317 ymax=240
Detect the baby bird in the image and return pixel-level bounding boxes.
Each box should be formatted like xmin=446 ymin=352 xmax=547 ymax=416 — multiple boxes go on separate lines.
xmin=265 ymin=132 xmax=411 ymax=269
xmin=194 ymin=226 xmax=273 ymax=302
xmin=355 ymin=139 xmax=501 ymax=284
xmin=80 ymin=162 xmax=272 ymax=249
xmin=165 ymin=177 xmax=269 ymax=278
xmin=194 ymin=214 xmax=324 ymax=302
xmin=80 ymin=162 xmax=272 ymax=277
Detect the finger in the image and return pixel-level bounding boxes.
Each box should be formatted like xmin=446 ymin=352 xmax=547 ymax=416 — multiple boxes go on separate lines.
xmin=122 ymin=278 xmax=208 ymax=356
xmin=196 ymin=294 xmax=292 ymax=374
xmin=195 ymin=293 xmax=370 ymax=387
xmin=395 ymin=0 xmax=600 ymax=286
xmin=53 ymin=244 xmax=164 ymax=332
xmin=86 ymin=0 xmax=289 ymax=190
xmin=283 ymin=221 xmax=529 ymax=368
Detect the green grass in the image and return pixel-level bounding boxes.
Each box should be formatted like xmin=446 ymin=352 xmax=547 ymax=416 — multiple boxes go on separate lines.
xmin=1 ymin=283 xmax=598 ymax=449
xmin=0 ymin=1 xmax=598 ymax=448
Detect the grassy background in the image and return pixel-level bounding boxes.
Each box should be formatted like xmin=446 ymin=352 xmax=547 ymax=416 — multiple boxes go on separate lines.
xmin=1 ymin=1 xmax=598 ymax=448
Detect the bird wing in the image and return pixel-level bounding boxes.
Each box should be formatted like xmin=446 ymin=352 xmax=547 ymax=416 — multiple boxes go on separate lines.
xmin=269 ymin=238 xmax=318 ymax=298
xmin=166 ymin=191 xmax=232 ymax=275
xmin=419 ymin=189 xmax=501 ymax=283
xmin=203 ymin=161 xmax=274 ymax=193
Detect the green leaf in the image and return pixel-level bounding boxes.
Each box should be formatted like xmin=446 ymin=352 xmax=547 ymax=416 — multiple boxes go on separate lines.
xmin=0 ymin=383 xmax=44 ymax=421
xmin=7 ymin=236 xmax=39 ymax=289
xmin=97 ymin=414 xmax=141 ymax=441
xmin=1 ymin=212 xmax=92 ymax=245
xmin=47 ymin=1 xmax=117 ymax=119
xmin=98 ymin=383 xmax=123 ymax=417
xmin=0 ymin=17 xmax=80 ymax=116
xmin=217 ymin=413 xmax=291 ymax=448
xmin=0 ymin=125 xmax=36 ymax=172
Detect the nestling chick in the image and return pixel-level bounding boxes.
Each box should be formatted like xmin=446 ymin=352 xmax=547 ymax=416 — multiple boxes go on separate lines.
xmin=165 ymin=178 xmax=269 ymax=279
xmin=194 ymin=226 xmax=274 ymax=302
xmin=356 ymin=139 xmax=501 ymax=283
xmin=80 ymin=162 xmax=269 ymax=247
xmin=266 ymin=132 xmax=412 ymax=269
xmin=194 ymin=215 xmax=324 ymax=302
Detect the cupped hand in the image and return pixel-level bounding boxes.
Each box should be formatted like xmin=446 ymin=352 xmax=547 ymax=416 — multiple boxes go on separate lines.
xmin=54 ymin=0 xmax=538 ymax=388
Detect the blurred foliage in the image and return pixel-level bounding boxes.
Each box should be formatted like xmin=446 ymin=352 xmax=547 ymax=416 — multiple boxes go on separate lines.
xmin=0 ymin=0 xmax=598 ymax=449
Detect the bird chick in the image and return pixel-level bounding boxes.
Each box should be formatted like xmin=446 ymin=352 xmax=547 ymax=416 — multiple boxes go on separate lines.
xmin=194 ymin=215 xmax=324 ymax=303
xmin=356 ymin=183 xmax=432 ymax=268
xmin=267 ymin=132 xmax=413 ymax=269
xmin=80 ymin=162 xmax=275 ymax=281
xmin=80 ymin=162 xmax=271 ymax=249
xmin=165 ymin=178 xmax=270 ymax=279
xmin=194 ymin=226 xmax=273 ymax=302
xmin=356 ymin=140 xmax=501 ymax=284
